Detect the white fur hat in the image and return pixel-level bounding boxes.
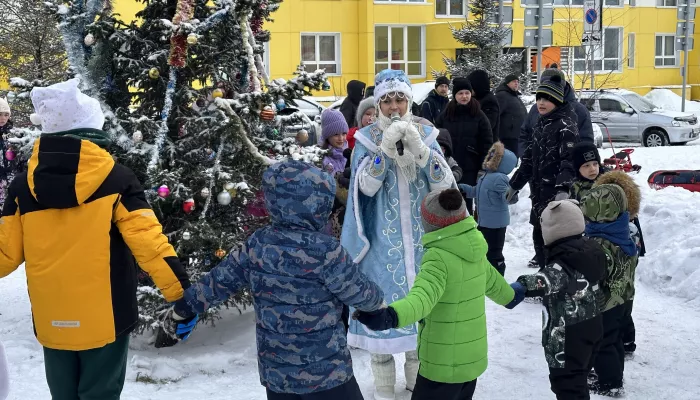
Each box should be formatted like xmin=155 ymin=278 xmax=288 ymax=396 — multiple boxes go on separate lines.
xmin=0 ymin=98 xmax=10 ymax=116
xmin=30 ymin=79 xmax=104 ymax=133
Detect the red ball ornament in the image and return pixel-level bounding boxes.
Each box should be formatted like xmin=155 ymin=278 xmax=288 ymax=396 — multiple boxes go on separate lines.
xmin=4 ymin=149 xmax=16 ymax=161
xmin=157 ymin=185 xmax=170 ymax=198
xmin=183 ymin=198 xmax=196 ymax=213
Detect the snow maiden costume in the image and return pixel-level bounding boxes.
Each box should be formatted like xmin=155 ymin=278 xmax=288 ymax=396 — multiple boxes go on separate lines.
xmin=341 ymin=69 xmax=455 ymax=399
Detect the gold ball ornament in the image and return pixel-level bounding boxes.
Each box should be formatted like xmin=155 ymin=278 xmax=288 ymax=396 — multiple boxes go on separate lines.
xmin=187 ymin=34 xmax=198 ymax=45
xmin=149 ymin=68 xmax=160 ymax=80
xmin=296 ymin=129 xmax=309 ymax=144
xmin=212 ymin=88 xmax=224 ymax=99
xmin=215 ymin=248 xmax=227 ymax=258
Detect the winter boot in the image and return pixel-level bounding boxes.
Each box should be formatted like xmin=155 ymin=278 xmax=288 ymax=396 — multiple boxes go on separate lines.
xmin=371 ymin=353 xmax=396 ymax=400
xmin=587 ymin=370 xmax=598 ymax=386
xmin=527 ymin=256 xmax=540 ymax=269
xmin=624 ymin=342 xmax=636 ymax=355
xmin=495 ymin=261 xmax=506 ymax=276
xmin=404 ymin=351 xmax=419 ymax=392
xmin=589 ymin=381 xmax=625 ymax=398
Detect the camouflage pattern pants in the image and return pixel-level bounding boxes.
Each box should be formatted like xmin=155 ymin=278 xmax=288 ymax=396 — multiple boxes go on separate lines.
xmin=548 ymin=317 xmax=602 ymax=400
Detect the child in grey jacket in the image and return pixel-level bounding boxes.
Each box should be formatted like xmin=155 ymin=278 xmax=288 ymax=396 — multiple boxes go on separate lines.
xmin=459 ymin=142 xmax=518 ymax=275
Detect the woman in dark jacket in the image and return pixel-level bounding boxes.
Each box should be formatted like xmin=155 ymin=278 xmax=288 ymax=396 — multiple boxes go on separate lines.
xmin=436 ymin=77 xmax=493 ymax=214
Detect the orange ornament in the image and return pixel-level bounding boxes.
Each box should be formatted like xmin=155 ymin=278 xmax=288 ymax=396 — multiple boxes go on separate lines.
xmin=215 ymin=248 xmax=227 ymax=258
xmin=260 ymin=106 xmax=275 ymax=121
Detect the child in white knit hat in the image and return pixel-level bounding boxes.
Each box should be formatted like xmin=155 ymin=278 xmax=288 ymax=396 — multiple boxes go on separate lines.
xmin=0 ymin=97 xmax=16 ymax=207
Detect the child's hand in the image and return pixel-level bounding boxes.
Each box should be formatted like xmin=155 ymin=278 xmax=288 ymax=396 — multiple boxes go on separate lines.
xmin=505 ymin=282 xmax=526 ymax=309
xmin=506 ymin=186 xmax=519 ymax=204
xmin=154 ymin=307 xmax=199 ymax=348
xmin=354 ymin=307 xmax=398 ymax=331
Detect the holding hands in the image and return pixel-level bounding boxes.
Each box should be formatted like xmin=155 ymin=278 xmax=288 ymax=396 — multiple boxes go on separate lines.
xmin=353 ymin=307 xmax=399 ymax=331
xmin=154 ymin=307 xmax=199 ymax=348
xmin=505 ymin=282 xmax=527 ymax=309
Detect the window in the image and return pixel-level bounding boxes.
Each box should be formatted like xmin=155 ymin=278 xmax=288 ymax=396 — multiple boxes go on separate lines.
xmin=487 ymin=6 xmax=514 ymax=23
xmin=436 ymin=0 xmax=465 ymax=16
xmin=628 ymin=33 xmax=635 ymax=68
xmin=573 ymin=27 xmax=623 ymax=73
xmin=599 ymin=99 xmax=626 ymax=113
xmin=374 ymin=26 xmax=424 ymax=77
xmin=655 ymin=35 xmax=678 ymax=67
xmin=605 ymin=0 xmax=622 ymax=5
xmin=300 ymin=33 xmax=340 ymax=75
xmin=553 ymin=0 xmax=584 ymax=6
xmin=580 ymin=98 xmax=596 ymax=111
xmin=656 ymin=0 xmax=676 ymax=6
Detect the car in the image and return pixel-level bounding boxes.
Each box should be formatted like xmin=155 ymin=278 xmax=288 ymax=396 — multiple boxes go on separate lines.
xmin=327 ymin=80 xmax=439 ymax=111
xmin=592 ymin=122 xmax=604 ymax=148
xmin=579 ymin=89 xmax=700 ymax=147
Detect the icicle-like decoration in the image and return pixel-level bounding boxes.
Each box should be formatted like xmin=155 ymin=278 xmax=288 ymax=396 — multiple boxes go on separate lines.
xmin=148 ymin=68 xmax=178 ymax=174
xmin=241 ymin=16 xmax=261 ymax=93
xmin=57 ymin=0 xmax=98 ymax=96
xmin=215 ymin=98 xmax=274 ymax=165
xmin=199 ymin=139 xmax=226 ymax=219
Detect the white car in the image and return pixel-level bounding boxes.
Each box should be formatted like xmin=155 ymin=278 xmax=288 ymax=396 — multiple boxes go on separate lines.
xmin=328 ymin=80 xmax=438 ymax=110
xmin=592 ymin=123 xmax=604 ymax=148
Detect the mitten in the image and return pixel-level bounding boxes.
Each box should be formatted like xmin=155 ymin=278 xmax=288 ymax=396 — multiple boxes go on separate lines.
xmin=505 ymin=282 xmax=526 ymax=309
xmin=354 ymin=307 xmax=399 ymax=331
xmin=554 ymin=191 xmax=570 ymax=201
xmin=154 ymin=307 xmax=199 ymax=348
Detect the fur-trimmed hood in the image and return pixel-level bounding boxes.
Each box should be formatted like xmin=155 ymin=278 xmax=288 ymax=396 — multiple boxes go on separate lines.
xmin=594 ymin=170 xmax=641 ymax=219
xmin=482 ymin=142 xmax=517 ymax=175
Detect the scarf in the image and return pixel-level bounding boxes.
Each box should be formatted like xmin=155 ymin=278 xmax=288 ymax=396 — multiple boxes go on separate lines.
xmin=44 ymin=128 xmax=112 ymax=148
xmin=585 ymin=211 xmax=637 ymax=256
xmin=323 ymin=146 xmax=347 ymax=175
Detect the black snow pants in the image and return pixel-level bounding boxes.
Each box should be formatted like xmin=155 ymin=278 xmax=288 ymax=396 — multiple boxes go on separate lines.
xmin=478 ymin=226 xmax=507 ymax=275
xmin=411 ymin=374 xmax=477 ymax=400
xmin=593 ymin=305 xmax=626 ymax=388
xmin=266 ymin=377 xmax=363 ymax=400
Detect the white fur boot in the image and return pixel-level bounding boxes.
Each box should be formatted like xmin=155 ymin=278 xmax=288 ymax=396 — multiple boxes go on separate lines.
xmin=404 ymin=350 xmax=419 ymax=392
xmin=371 ymin=353 xmax=396 ymax=400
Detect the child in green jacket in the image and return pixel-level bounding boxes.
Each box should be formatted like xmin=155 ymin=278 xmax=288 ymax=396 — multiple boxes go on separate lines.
xmin=355 ymin=188 xmax=523 ymax=400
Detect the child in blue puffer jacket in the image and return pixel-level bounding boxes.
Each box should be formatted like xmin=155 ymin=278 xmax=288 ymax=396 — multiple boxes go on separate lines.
xmin=459 ymin=142 xmax=518 ymax=275
xmin=158 ymin=161 xmax=385 ymax=400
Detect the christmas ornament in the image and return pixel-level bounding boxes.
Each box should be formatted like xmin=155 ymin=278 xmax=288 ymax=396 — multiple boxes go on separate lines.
xmin=296 ymin=129 xmax=309 ymax=144
xmin=183 ymin=198 xmax=195 ymax=213
xmin=215 ymin=248 xmax=227 ymax=258
xmin=84 ymin=33 xmax=95 ymax=46
xmin=224 ymin=182 xmax=235 ymax=191
xmin=200 ymin=188 xmax=210 ymax=198
xmin=4 ymin=149 xmax=15 ymax=161
xmin=212 ymin=88 xmax=224 ymax=99
xmin=157 ymin=185 xmax=170 ymax=198
xmin=260 ymin=106 xmax=275 ymax=121
xmin=276 ymin=99 xmax=286 ymax=111
xmin=187 ymin=34 xmax=198 ymax=45
xmin=322 ymin=81 xmax=331 ymax=91
xmin=132 ymin=131 xmax=143 ymax=143
xmin=149 ymin=68 xmax=160 ymax=79
xmin=182 ymin=231 xmax=191 ymax=240
xmin=168 ymin=0 xmax=196 ymax=68
xmin=217 ymin=190 xmax=232 ymax=205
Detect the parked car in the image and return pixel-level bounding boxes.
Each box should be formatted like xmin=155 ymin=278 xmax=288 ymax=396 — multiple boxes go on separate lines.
xmin=592 ymin=122 xmax=604 ymax=148
xmin=277 ymin=108 xmax=319 ymax=147
xmin=579 ymin=89 xmax=700 ymax=147
xmin=327 ymin=81 xmax=439 ymax=112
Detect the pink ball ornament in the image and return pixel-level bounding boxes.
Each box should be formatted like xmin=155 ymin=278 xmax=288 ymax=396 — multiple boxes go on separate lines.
xmin=157 ymin=185 xmax=170 ymax=198
xmin=4 ymin=149 xmax=16 ymax=161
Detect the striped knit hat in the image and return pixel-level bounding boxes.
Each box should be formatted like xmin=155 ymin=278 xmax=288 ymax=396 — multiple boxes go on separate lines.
xmin=536 ymin=74 xmax=565 ymax=106
xmin=421 ymin=188 xmax=467 ymax=233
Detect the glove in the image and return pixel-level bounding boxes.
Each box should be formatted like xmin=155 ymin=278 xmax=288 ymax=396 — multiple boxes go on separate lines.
xmin=402 ymin=124 xmax=430 ymax=167
xmin=505 ymin=282 xmax=527 ymax=309
xmin=380 ymin=122 xmax=406 ymax=159
xmin=506 ymin=186 xmax=519 ymax=204
xmin=353 ymin=307 xmax=399 ymax=331
xmin=154 ymin=307 xmax=199 ymax=348
xmin=554 ymin=191 xmax=570 ymax=201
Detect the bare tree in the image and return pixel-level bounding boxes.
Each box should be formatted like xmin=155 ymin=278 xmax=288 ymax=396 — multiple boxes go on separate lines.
xmin=0 ymin=0 xmax=67 ymax=83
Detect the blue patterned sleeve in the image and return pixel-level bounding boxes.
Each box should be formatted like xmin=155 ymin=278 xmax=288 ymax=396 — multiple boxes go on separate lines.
xmin=321 ymin=245 xmax=384 ymax=312
xmin=174 ymin=245 xmax=250 ymax=317
xmin=357 ymin=141 xmax=395 ymax=197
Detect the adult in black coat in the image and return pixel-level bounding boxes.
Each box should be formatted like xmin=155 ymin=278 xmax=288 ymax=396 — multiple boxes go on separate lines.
xmin=435 ymin=77 xmax=493 ymax=214
xmin=518 ymin=69 xmax=593 ymax=156
xmin=467 ymin=69 xmax=499 ymax=141
xmin=339 ymin=80 xmax=366 ymax=128
xmin=420 ymin=76 xmax=450 ymax=124
xmin=494 ymin=74 xmax=527 ymax=157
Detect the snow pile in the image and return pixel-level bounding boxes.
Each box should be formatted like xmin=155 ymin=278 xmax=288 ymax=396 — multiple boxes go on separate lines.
xmin=644 ymin=89 xmax=700 ymax=113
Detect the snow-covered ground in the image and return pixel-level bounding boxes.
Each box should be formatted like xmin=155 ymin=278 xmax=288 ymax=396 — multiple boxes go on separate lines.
xmin=3 ymin=142 xmax=700 ymax=399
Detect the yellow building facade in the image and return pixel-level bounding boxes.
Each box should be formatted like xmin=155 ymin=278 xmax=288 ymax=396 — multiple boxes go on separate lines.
xmin=40 ymin=0 xmax=700 ymax=100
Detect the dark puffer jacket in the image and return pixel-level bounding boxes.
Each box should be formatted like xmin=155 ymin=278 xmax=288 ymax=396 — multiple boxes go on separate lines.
xmin=421 ymin=90 xmax=449 ymax=124
xmin=436 ymin=128 xmax=463 ymax=182
xmin=510 ymin=103 xmax=579 ymax=224
xmin=174 ymin=161 xmax=384 ymax=394
xmin=519 ymin=80 xmax=593 ymax=155
xmin=494 ymin=83 xmax=527 ymax=145
xmin=436 ymin=104 xmax=493 ymax=185
xmin=468 ymin=70 xmax=500 ymax=140
xmin=339 ymin=80 xmax=366 ymax=128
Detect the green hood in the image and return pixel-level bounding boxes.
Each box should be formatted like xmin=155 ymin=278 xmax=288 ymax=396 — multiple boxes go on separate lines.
xmin=581 ymin=183 xmax=627 ymax=223
xmin=422 ymin=217 xmax=485 ymax=262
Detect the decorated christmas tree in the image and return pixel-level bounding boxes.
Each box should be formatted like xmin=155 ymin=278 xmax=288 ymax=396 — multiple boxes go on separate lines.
xmin=441 ymin=0 xmax=522 ymax=86
xmin=8 ymin=0 xmax=328 ymax=332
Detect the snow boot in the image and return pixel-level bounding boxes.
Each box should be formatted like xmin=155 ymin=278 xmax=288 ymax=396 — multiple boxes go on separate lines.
xmin=404 ymin=351 xmax=419 ymax=392
xmin=624 ymin=341 xmax=636 ymax=355
xmin=587 ymin=370 xmax=598 ymax=386
xmin=589 ymin=381 xmax=625 ymax=398
xmin=371 ymin=353 xmax=396 ymax=400
xmin=527 ymin=256 xmax=540 ymax=269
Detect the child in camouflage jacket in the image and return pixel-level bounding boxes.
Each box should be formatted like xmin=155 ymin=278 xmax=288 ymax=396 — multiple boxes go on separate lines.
xmin=580 ymin=184 xmax=639 ymax=398
xmin=514 ymin=200 xmax=606 ymax=400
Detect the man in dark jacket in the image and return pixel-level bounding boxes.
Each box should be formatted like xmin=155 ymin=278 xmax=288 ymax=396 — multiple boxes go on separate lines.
xmin=467 ymin=69 xmax=500 ymax=141
xmin=339 ymin=80 xmax=366 ymax=128
xmin=519 ymin=69 xmax=593 ymax=156
xmin=421 ymin=76 xmax=450 ymax=124
xmin=495 ymin=74 xmax=527 ymax=157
